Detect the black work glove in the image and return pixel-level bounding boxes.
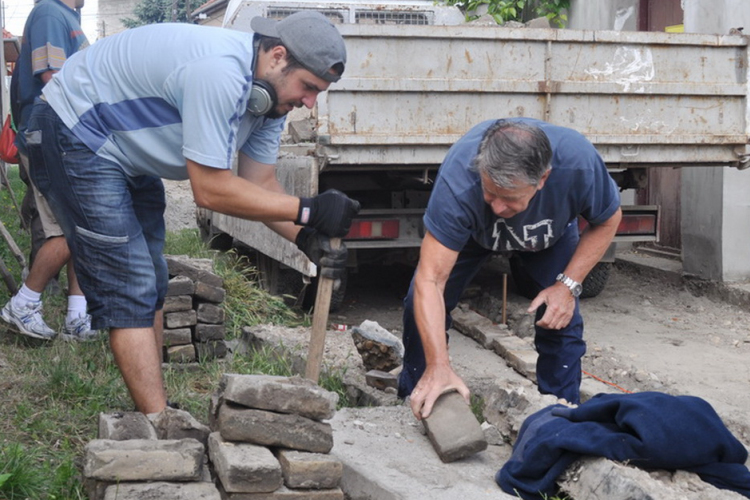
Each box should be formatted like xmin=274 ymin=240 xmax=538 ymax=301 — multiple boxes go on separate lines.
xmin=296 ymin=189 xmax=361 ymax=237
xmin=295 ymin=227 xmax=348 ymax=281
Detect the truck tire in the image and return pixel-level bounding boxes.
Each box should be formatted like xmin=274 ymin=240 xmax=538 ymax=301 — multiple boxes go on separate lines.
xmin=580 ymin=262 xmax=611 ymax=299
xmin=509 ymin=257 xmax=611 ymax=300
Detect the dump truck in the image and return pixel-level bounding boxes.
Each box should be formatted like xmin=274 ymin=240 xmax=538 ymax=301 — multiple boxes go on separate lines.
xmin=197 ymin=0 xmax=750 ymax=307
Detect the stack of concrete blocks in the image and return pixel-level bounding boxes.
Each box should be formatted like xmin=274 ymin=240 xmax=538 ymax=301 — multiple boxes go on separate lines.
xmin=209 ymin=374 xmax=346 ymax=499
xmin=83 ymin=408 xmax=218 ymax=500
xmin=164 ymin=255 xmax=228 ymax=364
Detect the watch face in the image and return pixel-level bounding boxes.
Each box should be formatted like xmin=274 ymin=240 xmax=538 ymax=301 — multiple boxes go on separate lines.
xmin=572 ymin=284 xmax=583 ymax=297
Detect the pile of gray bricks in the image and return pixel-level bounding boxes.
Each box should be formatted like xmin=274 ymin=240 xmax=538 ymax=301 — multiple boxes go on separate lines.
xmin=209 ymin=374 xmax=345 ymax=499
xmin=83 ymin=408 xmax=216 ymax=499
xmin=163 ymin=255 xmax=228 ymax=364
xmin=82 ymin=374 xmax=344 ymax=499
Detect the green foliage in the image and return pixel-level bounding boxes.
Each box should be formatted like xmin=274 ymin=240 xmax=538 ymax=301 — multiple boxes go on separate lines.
xmin=122 ymin=0 xmax=192 ymax=28
xmin=444 ymin=0 xmax=569 ymax=27
xmin=470 ymin=393 xmax=485 ymax=422
xmin=0 ymin=443 xmax=48 ymax=499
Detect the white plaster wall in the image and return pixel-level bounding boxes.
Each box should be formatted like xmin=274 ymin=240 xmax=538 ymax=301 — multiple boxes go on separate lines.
xmin=682 ymin=0 xmax=750 ymax=281
xmin=568 ymin=0 xmax=640 ymax=31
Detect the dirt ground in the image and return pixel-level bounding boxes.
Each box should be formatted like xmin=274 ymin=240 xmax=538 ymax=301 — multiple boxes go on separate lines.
xmin=164 ymin=182 xmax=750 ymax=444
xmin=335 ymin=257 xmax=750 ymax=441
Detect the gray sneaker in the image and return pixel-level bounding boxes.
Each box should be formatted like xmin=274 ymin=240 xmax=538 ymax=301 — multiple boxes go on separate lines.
xmin=1 ymin=299 xmax=57 ymax=340
xmin=62 ymin=314 xmax=100 ymax=342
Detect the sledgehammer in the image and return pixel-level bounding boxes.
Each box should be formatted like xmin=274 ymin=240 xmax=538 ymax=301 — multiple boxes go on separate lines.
xmin=305 ymin=238 xmax=341 ymax=383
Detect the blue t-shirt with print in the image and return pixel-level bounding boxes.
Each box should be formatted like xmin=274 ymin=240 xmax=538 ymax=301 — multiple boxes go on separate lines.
xmin=424 ymin=118 xmax=621 ymax=253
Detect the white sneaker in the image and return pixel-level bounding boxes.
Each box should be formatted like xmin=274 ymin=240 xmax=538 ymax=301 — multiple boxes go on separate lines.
xmin=1 ymin=299 xmax=57 ymax=340
xmin=62 ymin=314 xmax=100 ymax=342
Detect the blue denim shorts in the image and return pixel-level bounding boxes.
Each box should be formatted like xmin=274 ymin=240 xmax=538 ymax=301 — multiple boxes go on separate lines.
xmin=26 ymin=99 xmax=168 ymax=330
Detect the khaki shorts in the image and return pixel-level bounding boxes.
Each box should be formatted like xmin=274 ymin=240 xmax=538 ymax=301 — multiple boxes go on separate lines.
xmin=19 ymin=151 xmax=64 ymax=238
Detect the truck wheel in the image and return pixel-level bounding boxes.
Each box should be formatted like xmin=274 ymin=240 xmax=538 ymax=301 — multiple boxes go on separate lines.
xmin=581 ymin=262 xmax=611 ymax=299
xmin=509 ymin=257 xmax=611 ymax=300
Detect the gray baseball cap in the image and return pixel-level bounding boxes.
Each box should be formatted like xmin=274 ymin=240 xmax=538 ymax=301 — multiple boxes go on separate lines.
xmin=251 ymin=11 xmax=346 ymax=83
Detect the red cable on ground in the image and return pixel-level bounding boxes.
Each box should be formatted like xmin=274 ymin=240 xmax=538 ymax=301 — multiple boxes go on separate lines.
xmin=582 ymin=370 xmax=633 ymax=394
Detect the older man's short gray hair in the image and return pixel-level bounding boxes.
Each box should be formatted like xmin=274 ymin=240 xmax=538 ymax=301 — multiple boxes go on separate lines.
xmin=473 ymin=120 xmax=553 ymax=189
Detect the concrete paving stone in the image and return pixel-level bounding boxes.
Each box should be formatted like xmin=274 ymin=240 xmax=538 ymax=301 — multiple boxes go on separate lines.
xmin=83 ymin=438 xmax=204 ymax=482
xmin=488 ymin=334 xmax=533 ymax=358
xmin=221 ymin=374 xmax=338 ymax=420
xmin=422 ymin=392 xmax=487 ymax=463
xmin=166 ymin=310 xmax=198 ymax=329
xmin=164 ymin=294 xmax=194 ymax=313
xmin=103 ymin=481 xmax=221 ymax=500
xmin=166 ymin=255 xmax=224 ymax=288
xmin=195 ymin=280 xmax=227 ymax=303
xmin=452 ymin=307 xmax=511 ymax=349
xmin=168 ymin=344 xmax=197 ymax=363
xmin=504 ymin=349 xmax=538 ymax=379
xmin=167 ymin=275 xmax=196 ymax=297
xmin=218 ymin=484 xmax=345 ymax=499
xmin=196 ymin=323 xmax=226 ymax=341
xmin=275 ymin=449 xmax=343 ymax=489
xmin=330 ymin=406 xmax=517 ymax=500
xmin=422 ymin=391 xmax=488 ymax=463
xmin=98 ymin=412 xmax=157 ymax=441
xmin=164 ymin=327 xmax=194 ymax=347
xmin=208 ymin=432 xmax=282 ymax=494
xmin=148 ymin=407 xmax=211 ymax=447
xmin=218 ymin=404 xmax=333 ymax=453
xmin=197 ymin=302 xmax=225 ymax=324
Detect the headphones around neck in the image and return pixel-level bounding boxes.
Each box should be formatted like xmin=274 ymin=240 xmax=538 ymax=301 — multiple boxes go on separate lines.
xmin=247 ymin=79 xmax=277 ymax=116
xmin=247 ymin=37 xmax=278 ymax=117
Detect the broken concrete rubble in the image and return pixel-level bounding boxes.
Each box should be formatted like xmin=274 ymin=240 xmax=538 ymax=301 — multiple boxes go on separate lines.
xmin=350 ymin=320 xmax=404 ymax=372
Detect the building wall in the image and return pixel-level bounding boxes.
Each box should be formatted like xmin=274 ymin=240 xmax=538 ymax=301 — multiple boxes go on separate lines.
xmin=682 ymin=0 xmax=750 ymax=281
xmin=568 ymin=0 xmax=640 ymax=31
xmin=97 ymin=0 xmax=141 ymax=38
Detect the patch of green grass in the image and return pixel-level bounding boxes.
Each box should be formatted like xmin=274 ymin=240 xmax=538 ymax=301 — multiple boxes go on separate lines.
xmin=470 ymin=393 xmax=485 ymax=423
xmin=0 ymin=443 xmax=48 ymax=499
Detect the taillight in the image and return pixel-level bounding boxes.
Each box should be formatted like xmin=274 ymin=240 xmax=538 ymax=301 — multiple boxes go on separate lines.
xmin=346 ymin=220 xmax=400 ymax=239
xmin=616 ymin=213 xmax=657 ymax=236
xmin=579 ymin=212 xmax=657 ymax=236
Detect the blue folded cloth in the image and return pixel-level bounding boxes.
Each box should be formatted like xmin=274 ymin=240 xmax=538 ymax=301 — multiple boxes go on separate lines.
xmin=496 ymin=392 xmax=750 ymax=500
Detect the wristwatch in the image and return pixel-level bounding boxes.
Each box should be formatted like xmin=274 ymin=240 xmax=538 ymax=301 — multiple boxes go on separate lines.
xmin=556 ymin=273 xmax=582 ymax=297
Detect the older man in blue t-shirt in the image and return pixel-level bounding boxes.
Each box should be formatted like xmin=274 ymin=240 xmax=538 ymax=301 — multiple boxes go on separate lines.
xmin=400 ymin=118 xmax=622 ymax=419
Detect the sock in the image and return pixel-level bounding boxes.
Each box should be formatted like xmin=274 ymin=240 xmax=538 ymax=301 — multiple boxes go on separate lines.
xmin=66 ymin=294 xmax=88 ymax=323
xmin=12 ymin=284 xmax=42 ymax=309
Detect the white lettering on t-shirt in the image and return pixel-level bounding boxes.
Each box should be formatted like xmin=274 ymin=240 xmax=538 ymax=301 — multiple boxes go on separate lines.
xmin=492 ymin=219 xmax=554 ymax=251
